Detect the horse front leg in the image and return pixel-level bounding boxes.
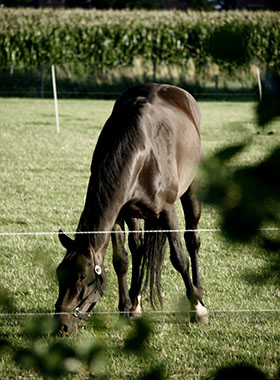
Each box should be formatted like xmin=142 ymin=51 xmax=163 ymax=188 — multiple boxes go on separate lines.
xmin=111 ymin=221 xmax=133 ymax=316
xmin=180 ymin=182 xmax=204 ymax=300
xmin=161 ymin=205 xmax=209 ymax=324
xmin=126 ymin=218 xmax=144 ymax=317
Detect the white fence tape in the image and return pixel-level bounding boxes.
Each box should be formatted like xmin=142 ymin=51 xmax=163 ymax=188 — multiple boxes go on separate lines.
xmin=0 ymin=227 xmax=279 ymax=237
xmin=0 ymin=309 xmax=280 ymax=317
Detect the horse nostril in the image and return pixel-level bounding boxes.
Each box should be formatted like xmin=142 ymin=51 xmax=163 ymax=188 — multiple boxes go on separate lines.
xmin=59 ymin=324 xmax=69 ymax=336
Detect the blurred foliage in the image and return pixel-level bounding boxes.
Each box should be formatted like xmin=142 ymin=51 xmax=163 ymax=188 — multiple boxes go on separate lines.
xmin=208 ymin=25 xmax=251 ymax=66
xmin=0 ymin=312 xmax=164 ymax=378
xmin=200 ymin=144 xmax=280 ymax=242
xmin=198 ymin=39 xmax=280 ymax=378
xmin=123 ymin=317 xmax=152 ymax=355
xmin=23 ymin=316 xmax=60 ymax=338
xmin=0 ymin=290 xmax=11 ymax=357
xmin=199 ymin=72 xmax=280 ymax=255
xmin=210 ymin=363 xmax=270 ymax=380
xmin=11 ymin=317 xmax=80 ymax=378
xmin=138 ymin=365 xmax=165 ymax=380
xmin=123 ymin=318 xmax=165 ymax=379
xmin=199 ymin=15 xmax=280 ymax=247
xmin=0 ymin=285 xmax=16 ymax=313
xmin=15 ymin=341 xmax=79 ymax=378
xmin=257 ymin=72 xmax=280 ymax=126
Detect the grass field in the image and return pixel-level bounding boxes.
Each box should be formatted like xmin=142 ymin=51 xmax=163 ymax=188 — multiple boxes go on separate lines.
xmin=0 ymin=96 xmax=280 ymax=379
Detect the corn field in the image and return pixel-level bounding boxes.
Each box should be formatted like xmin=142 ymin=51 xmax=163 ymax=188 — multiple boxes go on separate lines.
xmin=0 ymin=9 xmax=279 ymax=71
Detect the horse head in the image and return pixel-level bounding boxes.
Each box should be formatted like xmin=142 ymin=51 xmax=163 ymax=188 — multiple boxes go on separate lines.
xmin=55 ymin=230 xmax=106 ymax=336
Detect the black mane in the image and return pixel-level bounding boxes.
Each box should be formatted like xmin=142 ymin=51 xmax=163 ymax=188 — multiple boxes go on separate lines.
xmin=77 ymin=97 xmax=148 ymax=234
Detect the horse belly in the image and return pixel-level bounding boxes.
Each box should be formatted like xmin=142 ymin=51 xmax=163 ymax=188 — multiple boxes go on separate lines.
xmin=176 ymin=139 xmax=202 ymax=198
xmin=173 ymin=114 xmax=202 ymax=198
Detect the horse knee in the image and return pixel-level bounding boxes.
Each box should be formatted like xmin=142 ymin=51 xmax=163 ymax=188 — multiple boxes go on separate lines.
xmin=185 ymin=231 xmax=200 ymax=254
xmin=113 ymin=250 xmax=129 ymax=275
xmin=112 ymin=225 xmax=129 ymax=275
xmin=129 ymin=233 xmax=143 ymax=253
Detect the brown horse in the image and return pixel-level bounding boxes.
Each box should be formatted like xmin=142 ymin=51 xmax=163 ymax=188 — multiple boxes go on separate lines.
xmin=55 ymin=83 xmax=209 ymax=335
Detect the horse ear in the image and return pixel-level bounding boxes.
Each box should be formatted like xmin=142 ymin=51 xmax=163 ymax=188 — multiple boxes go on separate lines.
xmin=58 ymin=230 xmax=74 ymax=250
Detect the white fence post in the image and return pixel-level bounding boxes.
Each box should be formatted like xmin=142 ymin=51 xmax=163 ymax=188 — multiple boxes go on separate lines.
xmin=256 ymin=67 xmax=262 ymax=101
xmin=51 ymin=64 xmax=60 ymax=134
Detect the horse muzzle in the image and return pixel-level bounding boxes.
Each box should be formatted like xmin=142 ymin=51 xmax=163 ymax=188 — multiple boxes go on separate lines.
xmin=55 ymin=306 xmax=81 ymax=336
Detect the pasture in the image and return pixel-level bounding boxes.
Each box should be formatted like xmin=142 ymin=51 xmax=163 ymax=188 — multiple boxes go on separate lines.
xmin=0 ymin=96 xmax=279 ymax=379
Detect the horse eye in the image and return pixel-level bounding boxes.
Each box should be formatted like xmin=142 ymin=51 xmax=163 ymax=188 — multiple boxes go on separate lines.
xmin=79 ymin=274 xmax=86 ymax=281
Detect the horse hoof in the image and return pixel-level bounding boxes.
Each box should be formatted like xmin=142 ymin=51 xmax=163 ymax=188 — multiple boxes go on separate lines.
xmin=191 ymin=301 xmax=209 ymax=324
xmin=197 ymin=310 xmax=209 ymax=324
xmin=132 ymin=295 xmax=142 ymax=317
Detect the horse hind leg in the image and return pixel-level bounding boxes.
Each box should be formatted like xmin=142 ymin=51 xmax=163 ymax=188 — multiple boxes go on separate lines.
xmin=161 ymin=204 xmax=208 ymax=324
xmin=180 ymin=182 xmax=203 ymax=298
xmin=180 ymin=182 xmax=208 ymax=323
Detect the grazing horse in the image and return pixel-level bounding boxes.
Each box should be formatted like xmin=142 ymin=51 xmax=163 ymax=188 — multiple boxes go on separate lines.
xmin=55 ymin=83 xmax=209 ymax=335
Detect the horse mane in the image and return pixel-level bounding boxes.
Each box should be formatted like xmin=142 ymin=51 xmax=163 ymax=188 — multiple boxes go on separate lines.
xmin=77 ymin=97 xmax=148 ymax=234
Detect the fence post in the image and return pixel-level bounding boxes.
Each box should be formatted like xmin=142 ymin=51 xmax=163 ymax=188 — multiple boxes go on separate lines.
xmin=51 ymin=64 xmax=60 ymax=134
xmin=256 ymin=67 xmax=262 ymax=101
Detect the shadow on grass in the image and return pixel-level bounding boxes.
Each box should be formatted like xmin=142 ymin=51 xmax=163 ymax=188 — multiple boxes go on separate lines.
xmin=242 ymin=251 xmax=280 ymax=286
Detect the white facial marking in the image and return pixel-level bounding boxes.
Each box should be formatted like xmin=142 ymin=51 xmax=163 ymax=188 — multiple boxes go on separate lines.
xmin=95 ymin=265 xmax=102 ymax=275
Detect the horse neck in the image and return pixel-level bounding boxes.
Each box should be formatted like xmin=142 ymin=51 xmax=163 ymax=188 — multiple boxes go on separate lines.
xmin=75 ymin=175 xmax=124 ymax=253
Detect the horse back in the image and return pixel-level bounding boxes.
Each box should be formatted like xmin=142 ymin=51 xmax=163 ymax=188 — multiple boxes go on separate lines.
xmin=156 ymin=84 xmax=201 ymax=136
xmin=114 ymin=83 xmax=200 ymax=133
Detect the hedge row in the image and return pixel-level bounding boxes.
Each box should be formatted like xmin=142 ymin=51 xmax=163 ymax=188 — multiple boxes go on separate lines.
xmin=0 ymin=9 xmax=279 ymax=70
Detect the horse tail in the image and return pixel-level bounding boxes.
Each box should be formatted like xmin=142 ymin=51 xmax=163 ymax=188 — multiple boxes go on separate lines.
xmin=141 ymin=218 xmax=167 ymax=309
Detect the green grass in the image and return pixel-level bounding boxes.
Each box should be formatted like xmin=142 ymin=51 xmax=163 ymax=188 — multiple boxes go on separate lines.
xmin=0 ymin=97 xmax=280 ymax=379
